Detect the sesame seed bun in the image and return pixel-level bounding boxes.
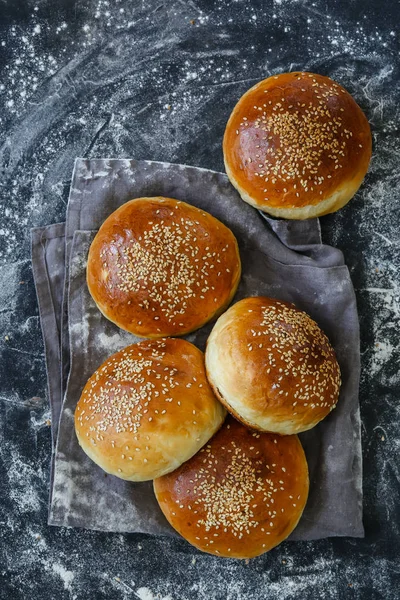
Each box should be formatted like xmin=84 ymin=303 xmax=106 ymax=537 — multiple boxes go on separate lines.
xmin=154 ymin=416 xmax=309 ymax=558
xmin=223 ymin=72 xmax=372 ymax=219
xmin=87 ymin=197 xmax=241 ymax=338
xmin=205 ymin=297 xmax=341 ymax=435
xmin=74 ymin=338 xmax=226 ymax=481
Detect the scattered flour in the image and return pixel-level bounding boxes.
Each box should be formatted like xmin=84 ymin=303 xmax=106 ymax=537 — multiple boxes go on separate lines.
xmin=135 ymin=588 xmax=173 ymax=600
xmin=0 ymin=261 xmax=26 ymax=315
xmin=370 ymin=339 xmax=395 ymax=376
xmin=97 ymin=330 xmax=134 ymax=352
xmin=51 ymin=563 xmax=75 ymax=591
xmin=7 ymin=456 xmax=43 ymax=514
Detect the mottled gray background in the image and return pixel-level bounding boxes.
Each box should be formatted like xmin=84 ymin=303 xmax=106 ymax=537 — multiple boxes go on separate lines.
xmin=0 ymin=0 xmax=399 ymax=599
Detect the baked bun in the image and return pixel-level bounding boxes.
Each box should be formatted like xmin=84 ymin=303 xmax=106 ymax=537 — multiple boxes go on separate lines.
xmin=87 ymin=197 xmax=241 ymax=338
xmin=205 ymin=297 xmax=341 ymax=435
xmin=74 ymin=338 xmax=226 ymax=481
xmin=154 ymin=416 xmax=309 ymax=558
xmin=223 ymin=71 xmax=372 ymax=219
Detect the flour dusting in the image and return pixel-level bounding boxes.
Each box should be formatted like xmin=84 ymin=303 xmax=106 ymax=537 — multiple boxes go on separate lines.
xmin=51 ymin=563 xmax=75 ymax=591
xmin=135 ymin=588 xmax=173 ymax=600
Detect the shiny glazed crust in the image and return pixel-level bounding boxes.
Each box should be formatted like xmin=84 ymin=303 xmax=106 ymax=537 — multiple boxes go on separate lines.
xmin=223 ymin=72 xmax=372 ymax=219
xmin=74 ymin=338 xmax=226 ymax=481
xmin=154 ymin=417 xmax=309 ymax=558
xmin=86 ymin=197 xmax=241 ymax=338
xmin=205 ymin=296 xmax=341 ymax=435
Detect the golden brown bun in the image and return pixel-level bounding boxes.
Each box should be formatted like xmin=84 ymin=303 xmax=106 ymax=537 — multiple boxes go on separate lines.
xmin=205 ymin=297 xmax=341 ymax=435
xmin=87 ymin=197 xmax=241 ymax=338
xmin=154 ymin=416 xmax=309 ymax=558
xmin=223 ymin=72 xmax=372 ymax=219
xmin=74 ymin=338 xmax=226 ymax=481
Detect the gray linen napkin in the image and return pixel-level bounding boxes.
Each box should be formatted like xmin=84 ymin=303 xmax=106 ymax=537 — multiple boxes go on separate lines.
xmin=32 ymin=158 xmax=363 ymax=539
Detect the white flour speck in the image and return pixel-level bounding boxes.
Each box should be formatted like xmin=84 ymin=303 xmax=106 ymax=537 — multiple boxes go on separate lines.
xmin=135 ymin=588 xmax=173 ymax=600
xmin=51 ymin=563 xmax=75 ymax=591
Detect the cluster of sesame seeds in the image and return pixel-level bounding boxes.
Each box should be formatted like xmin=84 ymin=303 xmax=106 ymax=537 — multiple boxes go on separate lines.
xmin=239 ymin=75 xmax=355 ymax=199
xmin=76 ymin=340 xmax=211 ymax=464
xmin=247 ymin=302 xmax=340 ymax=411
xmin=180 ymin=436 xmax=285 ymax=547
xmin=77 ymin=345 xmax=168 ymax=445
xmin=100 ymin=210 xmax=233 ymax=326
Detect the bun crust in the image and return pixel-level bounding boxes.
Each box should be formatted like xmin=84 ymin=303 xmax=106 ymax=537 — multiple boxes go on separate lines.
xmin=205 ymin=297 xmax=341 ymax=435
xmin=74 ymin=338 xmax=226 ymax=481
xmin=87 ymin=197 xmax=241 ymax=338
xmin=223 ymin=72 xmax=372 ymax=219
xmin=154 ymin=417 xmax=309 ymax=558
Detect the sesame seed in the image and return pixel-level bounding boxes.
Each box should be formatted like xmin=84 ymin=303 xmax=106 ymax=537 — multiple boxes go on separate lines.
xmin=235 ymin=77 xmax=355 ymax=201
xmin=98 ymin=200 xmax=238 ymax=331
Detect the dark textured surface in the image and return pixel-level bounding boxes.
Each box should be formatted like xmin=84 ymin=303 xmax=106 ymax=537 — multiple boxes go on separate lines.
xmin=0 ymin=0 xmax=399 ymax=599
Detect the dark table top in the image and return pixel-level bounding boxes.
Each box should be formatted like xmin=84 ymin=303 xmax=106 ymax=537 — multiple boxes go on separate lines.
xmin=0 ymin=0 xmax=399 ymax=598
